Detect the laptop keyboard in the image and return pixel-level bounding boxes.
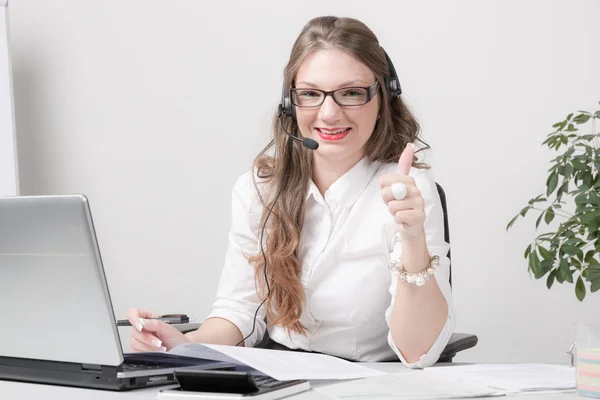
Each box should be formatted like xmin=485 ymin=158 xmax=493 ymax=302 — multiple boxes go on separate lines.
xmin=122 ymin=361 xmax=176 ymax=371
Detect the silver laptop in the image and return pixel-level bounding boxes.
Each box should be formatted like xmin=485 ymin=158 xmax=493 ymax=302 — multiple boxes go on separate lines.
xmin=0 ymin=194 xmax=234 ymax=390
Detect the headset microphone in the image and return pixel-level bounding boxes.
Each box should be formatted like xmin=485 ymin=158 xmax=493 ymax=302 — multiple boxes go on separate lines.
xmin=277 ymin=105 xmax=319 ymax=150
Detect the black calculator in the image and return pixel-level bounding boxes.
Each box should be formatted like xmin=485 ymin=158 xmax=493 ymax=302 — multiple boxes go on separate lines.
xmin=156 ymin=369 xmax=310 ymax=400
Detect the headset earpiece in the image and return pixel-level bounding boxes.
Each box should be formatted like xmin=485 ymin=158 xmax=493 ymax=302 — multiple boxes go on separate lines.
xmin=279 ymin=83 xmax=296 ymax=123
xmin=382 ymin=48 xmax=402 ymax=101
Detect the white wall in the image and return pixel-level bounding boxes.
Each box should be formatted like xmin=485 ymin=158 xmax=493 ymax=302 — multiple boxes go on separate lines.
xmin=8 ymin=0 xmax=600 ymax=362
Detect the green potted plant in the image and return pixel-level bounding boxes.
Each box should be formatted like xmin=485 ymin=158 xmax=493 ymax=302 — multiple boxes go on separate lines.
xmin=507 ymin=102 xmax=600 ymax=301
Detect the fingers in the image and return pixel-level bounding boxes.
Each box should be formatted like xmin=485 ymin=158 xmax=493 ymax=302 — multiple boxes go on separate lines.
xmin=379 ymin=173 xmax=415 ymax=189
xmin=392 ymin=209 xmax=424 ymax=226
xmin=138 ymin=318 xmax=183 ymax=340
xmin=130 ymin=335 xmax=165 ymax=353
xmin=381 ymin=185 xmax=419 ymax=203
xmin=397 ymin=143 xmax=415 ymax=175
xmin=128 ymin=308 xmax=157 ymax=332
xmin=387 ymin=197 xmax=424 ymax=215
xmin=131 ymin=328 xmax=165 ymax=351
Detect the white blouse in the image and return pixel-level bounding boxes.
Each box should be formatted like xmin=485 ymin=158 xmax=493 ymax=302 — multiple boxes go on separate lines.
xmin=206 ymin=156 xmax=455 ymax=368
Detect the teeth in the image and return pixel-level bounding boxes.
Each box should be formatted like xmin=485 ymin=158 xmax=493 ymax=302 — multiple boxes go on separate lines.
xmin=320 ymin=128 xmax=349 ymax=135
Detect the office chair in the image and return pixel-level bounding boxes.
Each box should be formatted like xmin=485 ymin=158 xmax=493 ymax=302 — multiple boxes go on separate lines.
xmin=178 ymin=183 xmax=477 ymax=363
xmin=434 ymin=182 xmax=478 ymax=362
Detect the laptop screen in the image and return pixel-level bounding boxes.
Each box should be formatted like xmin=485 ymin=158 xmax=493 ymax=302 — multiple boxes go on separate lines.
xmin=0 ymin=195 xmax=124 ymax=366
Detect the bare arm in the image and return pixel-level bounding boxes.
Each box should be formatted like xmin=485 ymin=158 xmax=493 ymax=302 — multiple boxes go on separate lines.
xmin=184 ymin=317 xmax=244 ymax=346
xmin=381 ymin=144 xmax=451 ymax=365
xmin=389 ymin=231 xmax=448 ymax=363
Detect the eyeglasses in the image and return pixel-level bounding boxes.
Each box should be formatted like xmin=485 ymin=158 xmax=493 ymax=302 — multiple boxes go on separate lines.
xmin=290 ymin=81 xmax=379 ymax=108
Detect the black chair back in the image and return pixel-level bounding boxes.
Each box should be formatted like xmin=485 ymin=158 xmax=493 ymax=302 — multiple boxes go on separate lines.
xmin=435 ymin=182 xmax=452 ymax=288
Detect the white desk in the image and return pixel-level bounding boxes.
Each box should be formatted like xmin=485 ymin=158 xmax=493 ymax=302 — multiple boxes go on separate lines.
xmin=0 ymin=363 xmax=580 ymax=400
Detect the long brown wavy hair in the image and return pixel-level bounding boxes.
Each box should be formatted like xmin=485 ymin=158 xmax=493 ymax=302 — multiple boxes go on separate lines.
xmin=249 ymin=16 xmax=429 ymax=335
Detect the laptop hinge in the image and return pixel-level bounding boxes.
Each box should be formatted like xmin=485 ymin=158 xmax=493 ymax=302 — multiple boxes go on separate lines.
xmin=81 ymin=363 xmax=103 ymax=372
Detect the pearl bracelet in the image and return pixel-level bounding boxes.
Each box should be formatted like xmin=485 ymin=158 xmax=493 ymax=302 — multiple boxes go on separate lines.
xmin=388 ymin=253 xmax=440 ymax=287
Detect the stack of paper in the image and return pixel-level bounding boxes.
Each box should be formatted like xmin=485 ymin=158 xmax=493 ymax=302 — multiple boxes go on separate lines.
xmin=164 ymin=343 xmax=384 ymax=380
xmin=312 ymin=370 xmax=502 ymax=400
xmin=425 ymin=363 xmax=575 ymax=394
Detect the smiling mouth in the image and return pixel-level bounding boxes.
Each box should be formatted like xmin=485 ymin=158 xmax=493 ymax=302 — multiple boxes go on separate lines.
xmin=315 ymin=128 xmax=351 ymax=141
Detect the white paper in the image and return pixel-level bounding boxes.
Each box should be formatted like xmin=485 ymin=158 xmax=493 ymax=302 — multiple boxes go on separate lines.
xmin=169 ymin=343 xmax=384 ymax=380
xmin=168 ymin=343 xmax=242 ymax=365
xmin=313 ymin=370 xmax=503 ymax=400
xmin=206 ymin=344 xmax=385 ymax=381
xmin=425 ymin=363 xmax=575 ymax=393
xmin=168 ymin=343 xmax=267 ymax=376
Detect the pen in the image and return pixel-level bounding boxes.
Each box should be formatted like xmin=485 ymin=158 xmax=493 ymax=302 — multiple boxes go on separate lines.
xmin=116 ymin=314 xmax=194 ymax=327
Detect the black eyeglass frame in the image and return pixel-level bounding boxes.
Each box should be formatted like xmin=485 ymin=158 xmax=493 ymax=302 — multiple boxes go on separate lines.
xmin=290 ymin=81 xmax=380 ymax=108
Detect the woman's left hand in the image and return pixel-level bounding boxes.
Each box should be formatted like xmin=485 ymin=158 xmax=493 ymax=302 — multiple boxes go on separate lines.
xmin=380 ymin=143 xmax=426 ymax=239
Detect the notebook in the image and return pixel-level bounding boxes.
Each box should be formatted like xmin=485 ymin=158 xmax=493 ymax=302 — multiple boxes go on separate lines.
xmin=0 ymin=194 xmax=235 ymax=390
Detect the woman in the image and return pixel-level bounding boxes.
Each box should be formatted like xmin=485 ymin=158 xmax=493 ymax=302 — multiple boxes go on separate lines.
xmin=128 ymin=16 xmax=454 ymax=368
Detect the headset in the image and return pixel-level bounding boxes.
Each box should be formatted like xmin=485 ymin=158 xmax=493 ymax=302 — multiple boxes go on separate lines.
xmin=278 ymin=47 xmax=402 ymax=136
xmin=235 ymin=47 xmax=402 ymax=347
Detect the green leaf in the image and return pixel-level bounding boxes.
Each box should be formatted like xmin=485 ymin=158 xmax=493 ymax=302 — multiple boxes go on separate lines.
xmin=535 ymin=212 xmax=545 ymax=229
xmin=585 ymin=146 xmax=594 ymax=157
xmin=573 ymin=114 xmax=592 ymax=124
xmin=564 ymin=163 xmax=574 ymax=178
xmin=589 ymin=192 xmax=600 ymax=206
xmin=520 ymin=206 xmax=530 ymax=217
xmin=524 ymin=244 xmax=532 ymax=259
xmin=572 ymin=159 xmax=587 ymax=171
xmin=546 ymin=270 xmax=556 ymax=289
xmin=587 ymin=271 xmax=600 ymax=282
xmin=530 ymin=251 xmax=541 ymax=276
xmin=576 ymin=276 xmax=586 ymax=301
xmin=506 ymin=214 xmax=519 ymax=231
xmin=583 ymin=172 xmax=593 ymax=188
xmin=559 ymin=259 xmax=573 ymax=282
xmin=575 ymin=193 xmax=588 ymax=206
xmin=567 ymin=113 xmax=574 ymax=121
xmin=544 ymin=208 xmax=555 ymax=225
xmin=539 ymin=259 xmax=553 ymax=277
xmin=562 ymin=245 xmax=579 ymax=255
xmin=581 ymin=212 xmax=600 ymax=224
xmin=539 ymin=246 xmax=554 ymax=261
xmin=554 ymin=141 xmax=562 ymax=150
xmin=565 ymin=237 xmax=585 ymax=247
xmin=585 ymin=250 xmax=596 ymax=262
xmin=557 ymin=181 xmax=568 ymax=201
xmin=547 ymin=172 xmax=559 ymax=196
xmin=589 ymin=258 xmax=600 ymax=270
xmin=592 ymin=279 xmax=600 ymax=293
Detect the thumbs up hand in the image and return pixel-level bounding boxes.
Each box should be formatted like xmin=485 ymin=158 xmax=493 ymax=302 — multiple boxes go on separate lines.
xmin=380 ymin=143 xmax=426 ymax=239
